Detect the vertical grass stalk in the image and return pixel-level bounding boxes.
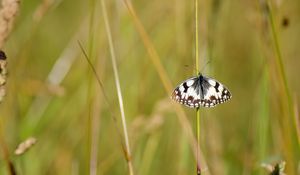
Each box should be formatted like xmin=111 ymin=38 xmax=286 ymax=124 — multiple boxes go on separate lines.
xmin=257 ymin=69 xmax=269 ymax=175
xmin=87 ymin=0 xmax=98 ymax=174
xmin=268 ymin=2 xmax=300 ymax=147
xmin=267 ymin=1 xmax=291 ymax=103
xmin=195 ymin=0 xmax=201 ymax=174
xmin=100 ymin=1 xmax=134 ymax=175
xmin=265 ymin=1 xmax=298 ymax=173
xmin=196 ymin=110 xmax=201 ymax=175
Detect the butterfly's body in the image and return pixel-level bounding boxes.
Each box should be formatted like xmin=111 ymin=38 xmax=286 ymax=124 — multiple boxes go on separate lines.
xmin=172 ymin=74 xmax=231 ymax=108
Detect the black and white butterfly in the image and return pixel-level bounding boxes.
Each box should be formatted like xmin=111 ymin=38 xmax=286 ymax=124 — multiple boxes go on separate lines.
xmin=171 ymin=74 xmax=231 ymax=108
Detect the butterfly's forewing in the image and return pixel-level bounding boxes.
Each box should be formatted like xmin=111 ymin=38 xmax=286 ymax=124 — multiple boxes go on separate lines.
xmin=171 ymin=75 xmax=231 ymax=108
xmin=171 ymin=76 xmax=202 ymax=108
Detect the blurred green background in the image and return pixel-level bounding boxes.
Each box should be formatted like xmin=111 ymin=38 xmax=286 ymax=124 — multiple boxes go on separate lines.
xmin=1 ymin=0 xmax=300 ymax=174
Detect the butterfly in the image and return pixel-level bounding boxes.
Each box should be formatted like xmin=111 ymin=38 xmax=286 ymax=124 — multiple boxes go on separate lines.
xmin=171 ymin=74 xmax=232 ymax=108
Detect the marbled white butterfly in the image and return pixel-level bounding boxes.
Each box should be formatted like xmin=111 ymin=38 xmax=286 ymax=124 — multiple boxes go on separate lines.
xmin=171 ymin=74 xmax=231 ymax=108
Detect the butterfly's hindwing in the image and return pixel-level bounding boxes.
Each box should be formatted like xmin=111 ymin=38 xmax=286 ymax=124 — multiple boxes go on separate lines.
xmin=172 ymin=74 xmax=231 ymax=108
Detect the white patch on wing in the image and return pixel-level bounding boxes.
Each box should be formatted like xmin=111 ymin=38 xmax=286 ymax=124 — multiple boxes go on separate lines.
xmin=181 ymin=86 xmax=199 ymax=100
xmin=208 ymin=79 xmax=216 ymax=86
xmin=179 ymin=85 xmax=185 ymax=92
xmin=218 ymin=85 xmax=223 ymax=92
xmin=186 ymin=79 xmax=195 ymax=86
xmin=203 ymin=86 xmax=219 ymax=100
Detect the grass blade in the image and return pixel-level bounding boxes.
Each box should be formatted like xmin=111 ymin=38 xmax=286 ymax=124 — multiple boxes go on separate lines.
xmin=100 ymin=1 xmax=134 ymax=174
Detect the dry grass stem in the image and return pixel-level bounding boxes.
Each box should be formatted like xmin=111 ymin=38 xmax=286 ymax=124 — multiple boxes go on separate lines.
xmin=101 ymin=1 xmax=134 ymax=174
xmin=33 ymin=0 xmax=55 ymax=22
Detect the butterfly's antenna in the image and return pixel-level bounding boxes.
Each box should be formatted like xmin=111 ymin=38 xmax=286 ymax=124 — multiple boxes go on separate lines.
xmin=192 ymin=58 xmax=211 ymax=76
xmin=183 ymin=63 xmax=210 ymax=76
xmin=183 ymin=64 xmax=199 ymax=76
xmin=199 ymin=60 xmax=211 ymax=74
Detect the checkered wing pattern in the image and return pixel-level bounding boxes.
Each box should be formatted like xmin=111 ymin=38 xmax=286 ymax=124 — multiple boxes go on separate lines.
xmin=171 ymin=75 xmax=231 ymax=108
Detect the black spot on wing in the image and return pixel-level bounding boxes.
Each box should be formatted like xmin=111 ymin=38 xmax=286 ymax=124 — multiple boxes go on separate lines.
xmin=210 ymin=96 xmax=217 ymax=101
xmin=182 ymin=82 xmax=189 ymax=93
xmin=215 ymin=82 xmax=220 ymax=92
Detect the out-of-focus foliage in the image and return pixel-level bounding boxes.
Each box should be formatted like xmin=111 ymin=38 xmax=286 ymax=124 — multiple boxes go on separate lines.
xmin=0 ymin=0 xmax=299 ymax=174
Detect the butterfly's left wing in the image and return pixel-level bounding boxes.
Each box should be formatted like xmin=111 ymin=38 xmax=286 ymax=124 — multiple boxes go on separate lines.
xmin=171 ymin=76 xmax=202 ymax=108
xmin=199 ymin=75 xmax=232 ymax=107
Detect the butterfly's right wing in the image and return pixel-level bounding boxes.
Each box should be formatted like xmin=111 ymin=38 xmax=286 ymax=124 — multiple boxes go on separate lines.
xmin=171 ymin=76 xmax=202 ymax=108
xmin=199 ymin=75 xmax=232 ymax=107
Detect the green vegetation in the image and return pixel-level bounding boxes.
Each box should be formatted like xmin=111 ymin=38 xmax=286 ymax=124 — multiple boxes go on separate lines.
xmin=0 ymin=0 xmax=299 ymax=174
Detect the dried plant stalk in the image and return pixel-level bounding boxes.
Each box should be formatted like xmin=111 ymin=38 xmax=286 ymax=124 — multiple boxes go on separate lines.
xmin=100 ymin=1 xmax=134 ymax=174
xmin=33 ymin=0 xmax=54 ymax=22
xmin=0 ymin=2 xmax=19 ymax=174
xmin=0 ymin=0 xmax=20 ymax=48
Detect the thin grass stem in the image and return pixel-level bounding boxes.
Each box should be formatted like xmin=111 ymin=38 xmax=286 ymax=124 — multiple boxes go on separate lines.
xmin=267 ymin=2 xmax=295 ymax=137
xmin=195 ymin=0 xmax=201 ymax=174
xmin=267 ymin=2 xmax=291 ymax=103
xmin=78 ymin=42 xmax=128 ymax=170
xmin=195 ymin=0 xmax=199 ymax=75
xmin=267 ymin=3 xmax=299 ymax=172
xmin=87 ymin=0 xmax=97 ymax=174
xmin=196 ymin=109 xmax=201 ymax=175
xmin=268 ymin=4 xmax=296 ymax=138
xmin=258 ymin=1 xmax=298 ymax=173
xmin=294 ymin=98 xmax=300 ymax=150
xmin=100 ymin=1 xmax=134 ymax=174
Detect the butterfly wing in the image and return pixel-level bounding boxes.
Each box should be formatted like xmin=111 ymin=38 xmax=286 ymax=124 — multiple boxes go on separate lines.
xmin=171 ymin=76 xmax=202 ymax=108
xmin=199 ymin=75 xmax=232 ymax=107
xmin=171 ymin=75 xmax=232 ymax=108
